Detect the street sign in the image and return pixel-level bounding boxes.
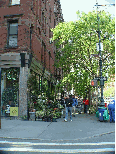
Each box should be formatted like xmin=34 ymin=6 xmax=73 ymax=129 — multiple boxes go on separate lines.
xmin=95 ymin=77 xmax=100 ymax=81
xmin=96 ymin=43 xmax=103 ymax=51
xmin=94 ymin=76 xmax=107 ymax=81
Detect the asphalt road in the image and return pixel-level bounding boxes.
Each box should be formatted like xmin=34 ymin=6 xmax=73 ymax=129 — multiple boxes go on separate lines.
xmin=0 ymin=132 xmax=115 ymax=154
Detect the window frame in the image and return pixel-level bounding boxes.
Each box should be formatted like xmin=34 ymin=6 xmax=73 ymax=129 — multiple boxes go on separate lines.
xmin=7 ymin=19 xmax=18 ymax=48
xmin=9 ymin=0 xmax=20 ymax=6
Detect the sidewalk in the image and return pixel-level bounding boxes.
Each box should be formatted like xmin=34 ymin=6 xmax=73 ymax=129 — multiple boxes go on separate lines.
xmin=0 ymin=114 xmax=115 ymax=141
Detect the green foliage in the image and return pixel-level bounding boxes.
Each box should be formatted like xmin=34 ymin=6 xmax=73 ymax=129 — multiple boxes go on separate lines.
xmin=52 ymin=10 xmax=115 ymax=96
xmin=104 ymin=87 xmax=115 ymax=97
xmin=21 ymin=115 xmax=27 ymax=120
xmin=34 ymin=99 xmax=45 ymax=111
xmin=2 ymin=87 xmax=18 ymax=106
xmin=89 ymin=105 xmax=97 ymax=114
xmin=36 ymin=111 xmax=44 ymax=118
xmin=1 ymin=68 xmax=19 ymax=106
xmin=27 ymin=73 xmax=41 ymax=104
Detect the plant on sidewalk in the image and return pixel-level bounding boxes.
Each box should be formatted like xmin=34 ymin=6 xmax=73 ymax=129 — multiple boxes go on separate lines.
xmin=89 ymin=105 xmax=97 ymax=114
xmin=21 ymin=115 xmax=27 ymax=120
xmin=36 ymin=111 xmax=44 ymax=119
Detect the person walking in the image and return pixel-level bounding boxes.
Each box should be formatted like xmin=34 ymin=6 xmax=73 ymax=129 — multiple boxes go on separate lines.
xmin=64 ymin=95 xmax=73 ymax=122
xmin=84 ymin=98 xmax=89 ymax=114
xmin=108 ymin=100 xmax=115 ymax=123
xmin=72 ymin=95 xmax=78 ymax=117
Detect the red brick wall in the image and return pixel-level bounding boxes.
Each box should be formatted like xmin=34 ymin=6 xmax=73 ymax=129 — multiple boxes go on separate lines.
xmin=0 ymin=0 xmax=60 ymax=75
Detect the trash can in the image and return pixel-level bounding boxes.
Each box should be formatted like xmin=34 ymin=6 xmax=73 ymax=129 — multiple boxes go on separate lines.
xmin=98 ymin=107 xmax=107 ymax=121
xmin=29 ymin=112 xmax=36 ymax=121
xmin=103 ymin=110 xmax=109 ymax=121
xmin=96 ymin=111 xmax=99 ymax=118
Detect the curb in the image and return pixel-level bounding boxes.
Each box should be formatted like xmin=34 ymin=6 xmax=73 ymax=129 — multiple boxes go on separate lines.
xmin=0 ymin=131 xmax=115 ymax=141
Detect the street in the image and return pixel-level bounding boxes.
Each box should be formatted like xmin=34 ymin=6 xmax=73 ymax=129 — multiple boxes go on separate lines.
xmin=0 ymin=113 xmax=115 ymax=154
xmin=0 ymin=134 xmax=115 ymax=154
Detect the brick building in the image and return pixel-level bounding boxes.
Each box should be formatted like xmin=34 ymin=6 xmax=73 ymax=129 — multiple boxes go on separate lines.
xmin=0 ymin=0 xmax=63 ymax=117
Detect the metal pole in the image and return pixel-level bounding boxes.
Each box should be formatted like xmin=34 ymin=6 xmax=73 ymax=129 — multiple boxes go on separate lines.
xmin=96 ymin=1 xmax=105 ymax=107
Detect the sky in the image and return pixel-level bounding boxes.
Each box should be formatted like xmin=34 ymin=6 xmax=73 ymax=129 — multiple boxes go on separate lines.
xmin=60 ymin=0 xmax=115 ymax=22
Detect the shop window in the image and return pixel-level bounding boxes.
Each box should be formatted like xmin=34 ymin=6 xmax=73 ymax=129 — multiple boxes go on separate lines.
xmin=8 ymin=20 xmax=18 ymax=48
xmin=1 ymin=68 xmax=19 ymax=117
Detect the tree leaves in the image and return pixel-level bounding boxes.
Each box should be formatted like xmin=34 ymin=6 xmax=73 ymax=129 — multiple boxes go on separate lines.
xmin=52 ymin=10 xmax=115 ymax=96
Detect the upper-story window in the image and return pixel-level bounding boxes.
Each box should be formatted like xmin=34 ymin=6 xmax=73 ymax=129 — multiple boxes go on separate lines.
xmin=10 ymin=0 xmax=20 ymax=5
xmin=8 ymin=20 xmax=18 ymax=48
xmin=49 ymin=8 xmax=51 ymax=23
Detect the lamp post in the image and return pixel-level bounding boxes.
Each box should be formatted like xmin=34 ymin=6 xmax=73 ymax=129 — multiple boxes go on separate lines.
xmin=96 ymin=1 xmax=104 ymax=107
xmin=95 ymin=1 xmax=115 ymax=107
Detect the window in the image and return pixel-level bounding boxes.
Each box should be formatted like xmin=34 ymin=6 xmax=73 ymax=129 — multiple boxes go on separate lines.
xmin=49 ymin=8 xmax=51 ymax=23
xmin=10 ymin=0 xmax=20 ymax=5
xmin=38 ymin=27 xmax=41 ymax=35
xmin=8 ymin=20 xmax=18 ymax=47
xmin=42 ymin=11 xmax=44 ymax=30
xmin=44 ymin=17 xmax=46 ymax=34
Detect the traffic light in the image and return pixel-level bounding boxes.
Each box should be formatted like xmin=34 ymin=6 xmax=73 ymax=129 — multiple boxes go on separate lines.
xmin=91 ymin=80 xmax=97 ymax=87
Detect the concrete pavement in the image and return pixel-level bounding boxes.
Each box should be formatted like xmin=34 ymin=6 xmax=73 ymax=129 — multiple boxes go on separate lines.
xmin=0 ymin=114 xmax=115 ymax=141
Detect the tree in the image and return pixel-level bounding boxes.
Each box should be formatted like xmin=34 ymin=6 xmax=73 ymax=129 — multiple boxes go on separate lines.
xmin=51 ymin=10 xmax=115 ymax=98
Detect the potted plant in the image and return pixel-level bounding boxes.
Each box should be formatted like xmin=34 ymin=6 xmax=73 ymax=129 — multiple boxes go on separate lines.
xmin=21 ymin=115 xmax=28 ymax=121
xmin=52 ymin=112 xmax=57 ymax=122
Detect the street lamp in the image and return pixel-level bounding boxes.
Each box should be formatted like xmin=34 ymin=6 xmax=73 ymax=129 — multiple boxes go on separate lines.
xmin=94 ymin=1 xmax=115 ymax=107
xmin=96 ymin=2 xmax=104 ymax=107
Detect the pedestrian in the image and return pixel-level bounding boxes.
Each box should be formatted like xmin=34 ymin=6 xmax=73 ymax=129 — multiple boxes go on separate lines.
xmin=72 ymin=95 xmax=78 ymax=117
xmin=108 ymin=100 xmax=115 ymax=123
xmin=84 ymin=98 xmax=89 ymax=114
xmin=64 ymin=95 xmax=73 ymax=122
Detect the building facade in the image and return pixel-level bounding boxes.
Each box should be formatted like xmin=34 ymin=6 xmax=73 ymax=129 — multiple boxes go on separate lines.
xmin=0 ymin=0 xmax=63 ymax=117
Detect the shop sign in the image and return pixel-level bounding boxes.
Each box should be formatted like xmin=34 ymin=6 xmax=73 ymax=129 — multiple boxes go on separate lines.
xmin=10 ymin=107 xmax=18 ymax=116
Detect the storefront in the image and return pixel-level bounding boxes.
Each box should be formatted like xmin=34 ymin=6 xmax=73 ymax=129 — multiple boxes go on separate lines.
xmin=0 ymin=52 xmax=30 ymax=118
xmin=0 ymin=52 xmax=56 ymax=118
xmin=1 ymin=67 xmax=19 ymax=116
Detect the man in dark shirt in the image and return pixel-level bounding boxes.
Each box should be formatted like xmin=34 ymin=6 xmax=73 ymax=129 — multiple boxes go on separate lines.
xmin=64 ymin=95 xmax=73 ymax=122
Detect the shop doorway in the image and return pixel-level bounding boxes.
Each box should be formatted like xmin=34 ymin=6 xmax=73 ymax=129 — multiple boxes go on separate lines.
xmin=1 ymin=68 xmax=19 ymax=116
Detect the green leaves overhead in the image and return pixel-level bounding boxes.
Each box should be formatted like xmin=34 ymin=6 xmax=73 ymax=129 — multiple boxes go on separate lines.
xmin=52 ymin=10 xmax=115 ymax=96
